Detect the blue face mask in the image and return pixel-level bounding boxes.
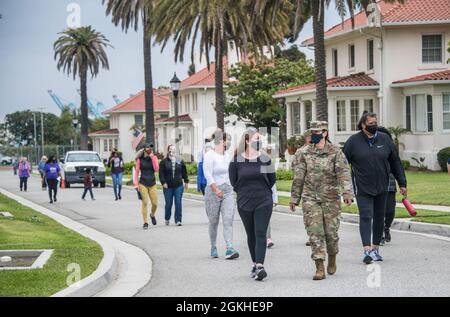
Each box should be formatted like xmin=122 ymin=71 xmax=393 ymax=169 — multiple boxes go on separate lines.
xmin=311 ymin=134 xmax=323 ymax=145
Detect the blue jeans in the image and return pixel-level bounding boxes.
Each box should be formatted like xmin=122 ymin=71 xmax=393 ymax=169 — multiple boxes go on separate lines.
xmin=163 ymin=185 xmax=184 ymax=223
xmin=112 ymin=173 xmax=123 ymax=198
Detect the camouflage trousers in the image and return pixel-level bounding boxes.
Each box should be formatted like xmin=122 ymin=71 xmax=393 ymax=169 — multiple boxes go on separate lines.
xmin=302 ymin=199 xmax=341 ymax=261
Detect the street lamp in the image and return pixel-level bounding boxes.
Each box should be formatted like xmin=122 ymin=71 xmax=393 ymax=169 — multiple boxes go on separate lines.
xmin=170 ymin=73 xmax=181 ymax=147
xmin=72 ymin=118 xmax=79 ymax=150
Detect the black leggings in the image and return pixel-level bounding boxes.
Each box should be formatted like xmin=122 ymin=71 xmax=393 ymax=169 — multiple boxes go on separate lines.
xmin=238 ymin=204 xmax=272 ymax=264
xmin=19 ymin=177 xmax=28 ymax=191
xmin=47 ymin=179 xmax=58 ymax=201
xmin=356 ymin=192 xmax=387 ymax=247
xmin=384 ymin=192 xmax=396 ymax=229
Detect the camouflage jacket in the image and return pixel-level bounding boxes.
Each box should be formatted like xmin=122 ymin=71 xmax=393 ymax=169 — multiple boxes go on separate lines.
xmin=290 ymin=143 xmax=354 ymax=204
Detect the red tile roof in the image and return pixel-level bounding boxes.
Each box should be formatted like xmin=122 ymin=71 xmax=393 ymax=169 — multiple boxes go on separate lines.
xmin=392 ymin=69 xmax=450 ymax=84
xmin=103 ymin=89 xmax=169 ymax=114
xmin=181 ymin=59 xmax=229 ymax=89
xmin=303 ymin=0 xmax=450 ymax=45
xmin=88 ymin=128 xmax=119 ymax=136
xmin=156 ymin=114 xmax=193 ymax=124
xmin=275 ymin=73 xmax=379 ymax=96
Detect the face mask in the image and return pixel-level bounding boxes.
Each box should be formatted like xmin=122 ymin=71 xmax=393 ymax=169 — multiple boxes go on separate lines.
xmin=250 ymin=140 xmax=262 ymax=151
xmin=311 ymin=134 xmax=323 ymax=145
xmin=169 ymin=150 xmax=175 ymax=156
xmin=366 ymin=124 xmax=378 ymax=135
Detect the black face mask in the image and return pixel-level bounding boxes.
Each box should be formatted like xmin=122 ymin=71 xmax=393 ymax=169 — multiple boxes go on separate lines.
xmin=311 ymin=134 xmax=323 ymax=145
xmin=365 ymin=124 xmax=378 ymax=135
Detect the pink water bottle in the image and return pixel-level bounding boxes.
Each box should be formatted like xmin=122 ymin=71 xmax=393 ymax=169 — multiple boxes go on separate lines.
xmin=402 ymin=196 xmax=417 ymax=217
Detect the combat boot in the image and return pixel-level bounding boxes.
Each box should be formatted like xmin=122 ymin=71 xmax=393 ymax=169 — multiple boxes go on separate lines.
xmin=313 ymin=260 xmax=326 ymax=280
xmin=327 ymin=254 xmax=337 ymax=275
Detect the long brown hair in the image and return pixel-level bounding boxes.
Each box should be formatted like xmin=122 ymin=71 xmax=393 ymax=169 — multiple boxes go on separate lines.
xmin=234 ymin=127 xmax=259 ymax=159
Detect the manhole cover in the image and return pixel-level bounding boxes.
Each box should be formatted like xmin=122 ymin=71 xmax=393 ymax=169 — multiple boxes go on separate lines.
xmin=0 ymin=250 xmax=54 ymax=271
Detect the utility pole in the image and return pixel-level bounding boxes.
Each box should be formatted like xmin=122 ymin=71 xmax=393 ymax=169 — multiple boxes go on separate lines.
xmin=38 ymin=107 xmax=45 ymax=157
xmin=33 ymin=112 xmax=38 ymax=164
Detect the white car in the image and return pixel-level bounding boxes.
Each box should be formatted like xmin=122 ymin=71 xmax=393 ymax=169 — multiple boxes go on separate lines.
xmin=62 ymin=151 xmax=106 ymax=188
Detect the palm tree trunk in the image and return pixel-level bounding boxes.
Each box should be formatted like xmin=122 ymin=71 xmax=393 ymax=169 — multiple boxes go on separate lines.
xmin=79 ymin=64 xmax=89 ymax=150
xmin=312 ymin=0 xmax=328 ymax=122
xmin=143 ymin=20 xmax=155 ymax=145
xmin=215 ymin=40 xmax=225 ymax=131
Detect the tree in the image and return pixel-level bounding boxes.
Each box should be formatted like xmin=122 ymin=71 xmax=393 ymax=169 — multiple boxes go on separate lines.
xmin=387 ymin=126 xmax=411 ymax=153
xmin=151 ymin=0 xmax=291 ymax=130
xmin=54 ymin=26 xmax=111 ymax=150
xmin=188 ymin=63 xmax=196 ymax=76
xmin=103 ymin=0 xmax=156 ymax=145
xmin=274 ymin=44 xmax=306 ymax=62
xmin=89 ymin=117 xmax=110 ymax=133
xmin=225 ymin=58 xmax=315 ymax=156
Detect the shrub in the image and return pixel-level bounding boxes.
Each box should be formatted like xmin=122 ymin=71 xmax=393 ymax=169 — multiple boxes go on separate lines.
xmin=437 ymin=147 xmax=450 ymax=172
xmin=185 ymin=163 xmax=198 ymax=176
xmin=276 ymin=169 xmax=293 ymax=180
xmin=401 ymin=160 xmax=411 ymax=170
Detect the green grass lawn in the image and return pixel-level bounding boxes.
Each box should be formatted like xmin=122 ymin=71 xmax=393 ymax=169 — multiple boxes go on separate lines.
xmin=0 ymin=194 xmax=103 ymax=297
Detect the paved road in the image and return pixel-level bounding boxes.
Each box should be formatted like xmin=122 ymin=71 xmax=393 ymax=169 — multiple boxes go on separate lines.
xmin=1 ymin=171 xmax=450 ymax=297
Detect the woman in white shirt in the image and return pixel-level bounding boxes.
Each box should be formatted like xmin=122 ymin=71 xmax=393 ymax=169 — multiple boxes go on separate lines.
xmin=203 ymin=129 xmax=239 ymax=260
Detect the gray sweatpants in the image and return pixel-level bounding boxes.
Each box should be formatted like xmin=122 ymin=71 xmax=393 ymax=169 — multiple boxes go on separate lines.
xmin=204 ymin=183 xmax=235 ymax=249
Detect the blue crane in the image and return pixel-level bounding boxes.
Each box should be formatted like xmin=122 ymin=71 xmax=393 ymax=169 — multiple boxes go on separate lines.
xmin=76 ymin=90 xmax=106 ymax=118
xmin=47 ymin=90 xmax=76 ymax=112
xmin=112 ymin=95 xmax=121 ymax=105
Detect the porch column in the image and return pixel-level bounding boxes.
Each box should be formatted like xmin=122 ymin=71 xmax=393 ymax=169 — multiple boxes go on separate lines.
xmin=312 ymin=99 xmax=317 ymax=121
xmin=301 ymin=101 xmax=307 ymax=134
xmin=286 ymin=102 xmax=292 ymax=138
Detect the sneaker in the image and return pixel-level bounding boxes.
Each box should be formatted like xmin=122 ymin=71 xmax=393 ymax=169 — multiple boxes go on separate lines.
xmin=210 ymin=246 xmax=219 ymax=258
xmin=254 ymin=266 xmax=267 ymax=281
xmin=267 ymin=239 xmax=274 ymax=249
xmin=225 ymin=248 xmax=239 ymax=260
xmin=49 ymin=200 xmax=53 ymax=204
xmin=115 ymin=196 xmax=118 ymax=201
xmin=370 ymin=249 xmax=383 ymax=262
xmin=150 ymin=216 xmax=157 ymax=226
xmin=384 ymin=228 xmax=391 ymax=243
xmin=82 ymin=198 xmax=86 ymax=201
xmin=380 ymin=237 xmax=386 ymax=246
xmin=176 ymin=222 xmax=182 ymax=226
xmin=118 ymin=194 xmax=122 ymax=200
xmin=143 ymin=223 xmax=149 ymax=230
xmin=165 ymin=220 xmax=170 ymax=226
xmin=92 ymin=198 xmax=96 ymax=201
xmin=250 ymin=266 xmax=257 ymax=278
xmin=54 ymin=197 xmax=57 ymax=202
xmin=363 ymin=250 xmax=373 ymax=264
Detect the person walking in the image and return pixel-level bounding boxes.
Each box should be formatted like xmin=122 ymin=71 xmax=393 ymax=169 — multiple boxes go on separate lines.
xmin=159 ymin=144 xmax=189 ymax=226
xmin=82 ymin=168 xmax=95 ymax=201
xmin=229 ymin=128 xmax=276 ymax=281
xmin=290 ymin=121 xmax=354 ymax=280
xmin=44 ymin=156 xmax=61 ymax=204
xmin=203 ymin=129 xmax=239 ymax=260
xmin=108 ymin=150 xmax=124 ymax=201
xmin=38 ymin=156 xmax=48 ymax=190
xmin=343 ymin=112 xmax=407 ymax=264
xmin=18 ymin=157 xmax=31 ymax=192
xmin=13 ymin=159 xmax=19 ymax=175
xmin=134 ymin=143 xmax=160 ymax=230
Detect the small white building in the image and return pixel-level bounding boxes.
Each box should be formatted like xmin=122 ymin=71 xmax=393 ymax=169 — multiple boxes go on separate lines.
xmin=274 ymin=0 xmax=450 ymax=170
xmin=89 ymin=89 xmax=170 ymax=162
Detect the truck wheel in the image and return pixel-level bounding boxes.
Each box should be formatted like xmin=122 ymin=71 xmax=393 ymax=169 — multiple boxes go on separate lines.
xmin=65 ymin=182 xmax=71 ymax=188
xmin=100 ymin=182 xmax=106 ymax=188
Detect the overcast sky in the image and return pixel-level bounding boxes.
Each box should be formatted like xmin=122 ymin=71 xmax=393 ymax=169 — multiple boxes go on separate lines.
xmin=0 ymin=0 xmax=343 ymax=121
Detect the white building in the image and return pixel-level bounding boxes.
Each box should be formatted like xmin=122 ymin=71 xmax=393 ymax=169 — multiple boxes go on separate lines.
xmin=89 ymin=89 xmax=170 ymax=162
xmin=274 ymin=0 xmax=450 ymax=170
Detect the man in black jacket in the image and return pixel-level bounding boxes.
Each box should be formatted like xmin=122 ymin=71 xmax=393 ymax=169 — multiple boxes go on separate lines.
xmin=343 ymin=112 xmax=407 ymax=264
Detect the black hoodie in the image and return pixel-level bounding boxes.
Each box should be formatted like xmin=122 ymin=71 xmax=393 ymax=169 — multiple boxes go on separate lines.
xmin=343 ymin=131 xmax=406 ymax=196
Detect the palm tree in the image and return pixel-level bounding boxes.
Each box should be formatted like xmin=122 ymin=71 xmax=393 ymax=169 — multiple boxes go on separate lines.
xmin=54 ymin=26 xmax=111 ymax=150
xmin=103 ymin=0 xmax=156 ymax=145
xmin=151 ymin=0 xmax=290 ymax=130
xmin=388 ymin=126 xmax=410 ymax=153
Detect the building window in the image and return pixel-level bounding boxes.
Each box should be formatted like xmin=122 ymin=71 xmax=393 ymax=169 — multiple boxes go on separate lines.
xmin=410 ymin=94 xmax=433 ymax=132
xmin=364 ymin=99 xmax=374 ymax=113
xmin=332 ymin=49 xmax=338 ymax=77
xmin=103 ymin=139 xmax=108 ymax=152
xmin=406 ymin=96 xmax=412 ymax=131
xmin=291 ymin=103 xmax=301 ymax=135
xmin=348 ymin=44 xmax=355 ymax=69
xmin=109 ymin=139 xmax=113 ymax=151
xmin=305 ymin=101 xmax=312 ymax=129
xmin=134 ymin=114 xmax=144 ymax=126
xmin=367 ymin=39 xmax=374 ymax=71
xmin=336 ymin=100 xmax=347 ymax=132
xmin=443 ymin=93 xmax=450 ymax=130
xmin=114 ymin=139 xmax=118 ymax=149
xmin=350 ymin=100 xmax=360 ymax=131
xmin=422 ymin=34 xmax=442 ymax=63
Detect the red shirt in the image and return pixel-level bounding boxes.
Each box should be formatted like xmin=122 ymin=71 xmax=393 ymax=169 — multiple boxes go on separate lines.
xmin=84 ymin=174 xmax=93 ymax=188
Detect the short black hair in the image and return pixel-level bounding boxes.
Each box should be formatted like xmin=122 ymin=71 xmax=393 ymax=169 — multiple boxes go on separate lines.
xmin=85 ymin=168 xmax=91 ymax=174
xmin=358 ymin=111 xmax=377 ymax=131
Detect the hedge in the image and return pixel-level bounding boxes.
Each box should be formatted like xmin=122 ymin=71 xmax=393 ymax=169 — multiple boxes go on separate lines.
xmin=437 ymin=147 xmax=450 ymax=172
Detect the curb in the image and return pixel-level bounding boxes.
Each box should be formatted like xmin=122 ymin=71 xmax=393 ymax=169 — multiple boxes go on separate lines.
xmin=183 ymin=193 xmax=450 ymax=238
xmin=0 ymin=188 xmax=152 ymax=297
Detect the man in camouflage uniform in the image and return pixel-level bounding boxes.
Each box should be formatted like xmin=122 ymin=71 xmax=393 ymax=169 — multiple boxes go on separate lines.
xmin=289 ymin=121 xmax=354 ymax=280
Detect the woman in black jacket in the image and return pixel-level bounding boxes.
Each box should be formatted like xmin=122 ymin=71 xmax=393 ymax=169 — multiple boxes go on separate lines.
xmin=229 ymin=127 xmax=276 ymax=281
xmin=159 ymin=144 xmax=189 ymax=226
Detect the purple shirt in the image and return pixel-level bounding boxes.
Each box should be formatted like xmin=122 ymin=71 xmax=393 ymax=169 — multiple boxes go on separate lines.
xmin=18 ymin=161 xmax=30 ymax=178
xmin=45 ymin=163 xmax=60 ymax=180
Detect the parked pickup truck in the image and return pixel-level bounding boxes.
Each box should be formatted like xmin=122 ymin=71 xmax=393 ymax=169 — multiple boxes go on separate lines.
xmin=62 ymin=151 xmax=106 ymax=188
